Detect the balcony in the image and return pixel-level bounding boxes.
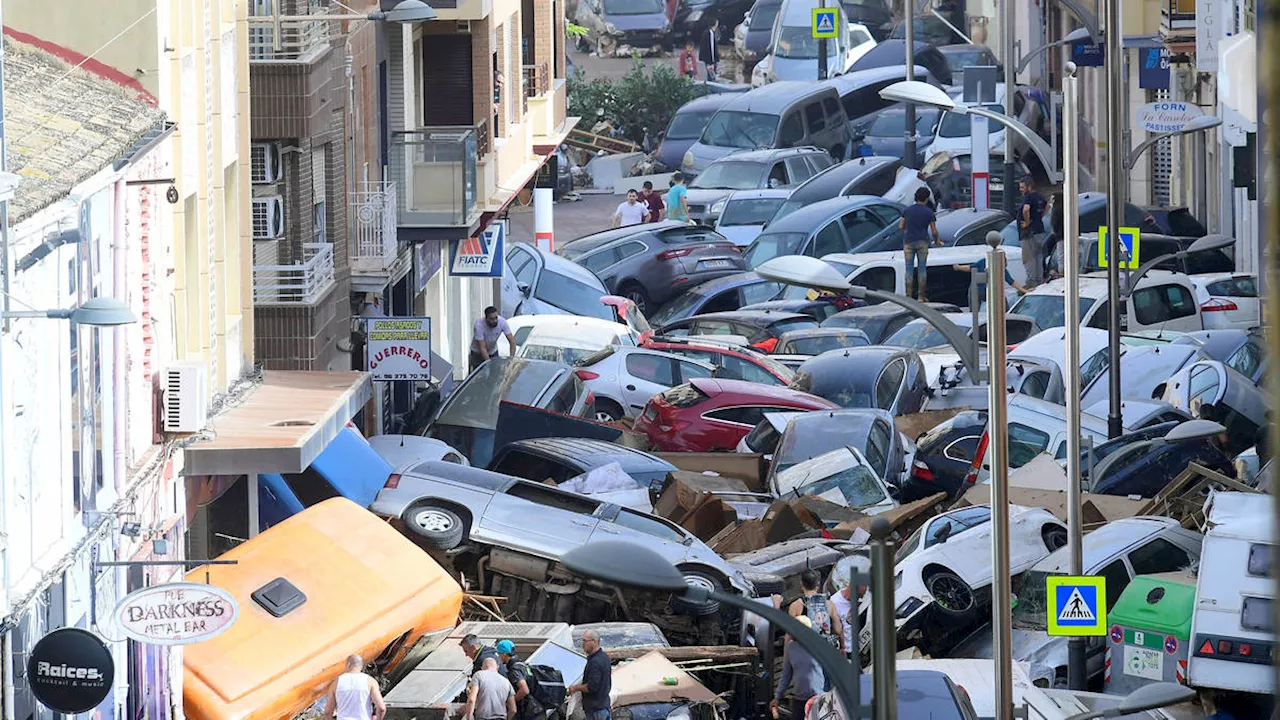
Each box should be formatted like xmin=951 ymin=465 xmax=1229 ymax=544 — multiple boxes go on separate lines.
xmin=248 ymin=7 xmax=331 ymax=62
xmin=1160 ymin=0 xmax=1195 ymax=36
xmin=389 ymin=124 xmax=485 ymax=228
xmin=351 ymin=181 xmax=400 ymax=272
xmin=254 ymin=243 xmax=336 ymax=305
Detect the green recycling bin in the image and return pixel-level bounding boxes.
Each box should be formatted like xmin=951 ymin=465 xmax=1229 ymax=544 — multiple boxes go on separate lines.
xmin=1104 ymin=571 xmax=1196 ymax=695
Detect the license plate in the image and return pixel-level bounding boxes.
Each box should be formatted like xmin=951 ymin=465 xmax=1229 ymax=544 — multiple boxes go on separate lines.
xmin=858 ymin=624 xmax=872 ymax=651
xmin=699 ymin=259 xmax=734 ymax=270
xmin=1122 ymin=645 xmax=1163 ymax=680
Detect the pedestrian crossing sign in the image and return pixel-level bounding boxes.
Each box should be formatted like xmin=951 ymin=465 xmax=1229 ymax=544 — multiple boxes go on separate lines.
xmin=812 ymin=8 xmax=838 ymax=38
xmin=1097 ymin=226 xmax=1142 ymax=269
xmin=1046 ymin=576 xmax=1107 ymax=637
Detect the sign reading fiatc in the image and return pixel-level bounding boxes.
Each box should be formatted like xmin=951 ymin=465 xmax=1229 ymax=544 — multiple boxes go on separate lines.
xmin=114 ymin=582 xmax=240 ymax=646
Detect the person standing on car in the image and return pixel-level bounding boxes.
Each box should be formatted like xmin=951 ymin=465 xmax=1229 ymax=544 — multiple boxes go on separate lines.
xmin=667 ymin=173 xmax=690 ymax=223
xmin=640 ymin=181 xmax=665 ymax=222
xmin=465 ymin=657 xmax=517 ymax=720
xmin=325 ymin=654 xmax=387 ymax=720
xmin=770 ymin=616 xmax=825 ymax=720
xmin=567 ymin=630 xmax=611 ymax=720
xmin=1019 ymin=176 xmax=1047 ymax=286
xmin=496 ymin=640 xmax=536 ymax=719
xmin=897 ymin=187 xmax=941 ymax=302
xmin=788 ymin=570 xmax=844 ymax=654
xmin=471 ymin=307 xmax=517 ymax=373
xmin=699 ymin=20 xmax=719 ymax=82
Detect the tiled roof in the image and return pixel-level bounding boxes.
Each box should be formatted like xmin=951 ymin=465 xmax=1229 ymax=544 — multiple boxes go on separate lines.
xmin=4 ymin=33 xmax=167 ymax=223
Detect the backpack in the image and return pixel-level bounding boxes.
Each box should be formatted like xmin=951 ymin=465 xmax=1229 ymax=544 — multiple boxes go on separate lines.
xmin=804 ymin=593 xmax=841 ymax=649
xmin=512 ymin=662 xmax=567 ymax=719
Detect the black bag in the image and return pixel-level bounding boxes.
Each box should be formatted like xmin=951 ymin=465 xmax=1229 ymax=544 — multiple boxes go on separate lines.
xmin=513 ymin=662 xmax=567 ymax=719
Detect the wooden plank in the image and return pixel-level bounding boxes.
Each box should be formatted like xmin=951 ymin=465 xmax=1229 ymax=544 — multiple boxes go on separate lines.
xmin=603 ymin=645 xmax=759 ymax=663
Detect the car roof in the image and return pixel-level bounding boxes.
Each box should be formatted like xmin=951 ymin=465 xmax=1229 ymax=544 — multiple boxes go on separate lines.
xmin=727 ymin=188 xmax=794 ymax=201
xmin=784 ymin=407 xmax=892 ymax=433
xmin=1010 ymin=327 xmax=1111 ymax=366
xmin=826 ymin=302 xmax=959 ymax=319
xmin=821 ymin=65 xmax=930 ymax=92
xmin=1024 ymin=269 xmax=1191 ymax=300
xmin=934 ymin=207 xmax=1011 ymax=236
xmin=800 ymin=345 xmax=914 ymax=372
xmin=690 ymin=377 xmax=836 ymax=406
xmin=778 ymin=327 xmax=866 ymax=340
xmin=529 ymin=244 xmax=609 ymax=286
xmin=559 ymin=221 xmax=687 ymax=254
xmin=675 ymin=93 xmax=740 ymax=114
xmin=711 ymin=147 xmax=818 ymax=164
xmin=787 ymin=156 xmax=900 ymax=203
xmin=503 ymin=437 xmax=676 ymax=471
xmin=780 ymin=0 xmax=834 ymax=24
xmin=760 ymin=195 xmax=887 ymax=233
xmin=680 ymin=272 xmax=767 ymax=297
xmin=684 ymin=309 xmax=811 ymax=325
xmin=721 ymin=81 xmax=834 ymax=112
xmin=1036 ymin=517 xmax=1192 ymax=573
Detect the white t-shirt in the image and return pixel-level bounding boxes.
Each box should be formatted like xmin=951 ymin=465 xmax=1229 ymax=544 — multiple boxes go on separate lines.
xmin=615 ymin=201 xmax=648 ymax=226
xmin=473 ymin=316 xmax=512 ymax=354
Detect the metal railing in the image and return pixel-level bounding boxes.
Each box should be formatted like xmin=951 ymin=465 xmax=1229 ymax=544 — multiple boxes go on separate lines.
xmin=248 ymin=7 xmax=331 ymax=61
xmin=523 ymin=63 xmax=549 ymax=97
xmin=389 ymin=126 xmax=480 ymax=227
xmin=351 ymin=180 xmax=399 ymax=270
xmin=253 ymin=243 xmax=336 ymax=305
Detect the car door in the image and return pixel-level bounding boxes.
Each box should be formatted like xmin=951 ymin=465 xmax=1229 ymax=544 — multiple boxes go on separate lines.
xmin=620 ymin=350 xmax=681 ymax=413
xmin=1130 ymin=282 xmax=1201 ymax=333
xmin=591 ymin=504 xmax=690 ymax=560
xmin=478 ymin=479 xmax=602 ymax=554
xmin=840 ymin=207 xmax=890 ymax=252
xmin=503 ymin=245 xmax=537 ymax=314
xmin=873 ymin=358 xmax=906 ymax=412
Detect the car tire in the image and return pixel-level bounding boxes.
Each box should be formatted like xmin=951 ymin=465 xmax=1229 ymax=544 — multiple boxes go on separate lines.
xmin=670 ymin=569 xmax=723 ymax=616
xmin=924 ymin=568 xmax=974 ymax=617
xmin=742 ymin=571 xmax=786 ymax=596
xmin=405 ymin=505 xmax=465 ymax=550
xmin=620 ymin=284 xmax=650 ymax=316
xmin=1042 ymin=524 xmax=1068 ymax=551
xmin=594 ymin=398 xmax=625 ymax=422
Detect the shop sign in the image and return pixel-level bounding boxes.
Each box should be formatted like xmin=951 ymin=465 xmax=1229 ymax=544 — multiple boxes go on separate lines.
xmin=449 ymin=220 xmax=506 ymax=277
xmin=114 ymin=582 xmax=239 ymax=646
xmin=1134 ymin=102 xmax=1203 ymax=134
xmin=27 ymin=628 xmax=114 ymax=714
xmin=365 ymin=316 xmax=432 ymax=381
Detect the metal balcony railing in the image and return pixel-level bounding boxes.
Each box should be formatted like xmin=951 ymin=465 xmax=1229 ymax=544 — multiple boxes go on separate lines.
xmin=351 ymin=181 xmax=399 ymax=271
xmin=390 ymin=126 xmax=481 ymax=227
xmin=248 ymin=7 xmax=331 ymax=61
xmin=253 ymin=243 xmax=336 ymax=305
xmin=523 ymin=63 xmax=549 ymax=97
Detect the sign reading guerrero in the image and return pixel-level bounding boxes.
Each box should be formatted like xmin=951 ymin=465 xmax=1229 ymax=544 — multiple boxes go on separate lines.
xmin=27 ymin=627 xmax=114 ymax=714
xmin=114 ymin=582 xmax=239 ymax=645
xmin=365 ymin=316 xmax=432 ymax=381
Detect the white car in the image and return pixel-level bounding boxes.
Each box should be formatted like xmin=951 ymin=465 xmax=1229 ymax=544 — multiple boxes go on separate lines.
xmin=368 ymin=435 xmax=469 ymax=469
xmin=714 ymin=188 xmax=794 ymax=247
xmin=858 ymin=504 xmax=1067 ymax=655
xmin=925 ymin=84 xmax=1009 ymax=158
xmin=771 ymin=446 xmax=898 ymax=515
xmin=574 ymin=345 xmax=717 ymax=421
xmin=498 ymin=314 xmax=638 ymax=359
xmin=1189 ymin=272 xmax=1260 ymax=330
xmin=752 ymin=23 xmax=876 ymax=86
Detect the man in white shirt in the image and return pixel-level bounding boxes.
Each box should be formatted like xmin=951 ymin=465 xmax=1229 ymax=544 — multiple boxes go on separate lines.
xmin=613 ymin=189 xmax=649 ymax=227
xmin=472 ymin=306 xmax=517 ymax=372
xmin=325 ymin=654 xmax=386 ymax=720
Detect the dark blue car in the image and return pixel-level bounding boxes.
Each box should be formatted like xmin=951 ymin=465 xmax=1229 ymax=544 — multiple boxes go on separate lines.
xmin=257 ymin=427 xmax=393 ymax=529
xmin=1090 ymin=426 xmax=1235 ymax=497
xmin=649 ymin=271 xmax=784 ymax=326
xmin=655 ymin=94 xmax=737 ymax=173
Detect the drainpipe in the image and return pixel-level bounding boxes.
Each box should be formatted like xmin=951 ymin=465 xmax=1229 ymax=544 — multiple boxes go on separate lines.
xmin=112 ymin=178 xmax=130 ymax=715
xmin=2 ymin=630 xmax=13 ymax=720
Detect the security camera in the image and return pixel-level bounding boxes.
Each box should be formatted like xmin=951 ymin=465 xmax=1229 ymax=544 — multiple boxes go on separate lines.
xmin=166 ymin=185 xmax=179 ymax=204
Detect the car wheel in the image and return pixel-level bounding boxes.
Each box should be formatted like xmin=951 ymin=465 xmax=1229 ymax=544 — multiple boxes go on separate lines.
xmin=924 ymin=569 xmax=974 ymax=616
xmin=670 ymin=569 xmax=723 ymax=616
xmin=594 ymin=398 xmax=624 ymax=422
xmin=741 ymin=571 xmax=786 ymax=596
xmin=620 ymin=284 xmax=650 ymax=316
xmin=405 ymin=505 xmax=465 ymax=550
xmin=1042 ymin=524 xmax=1068 ymax=551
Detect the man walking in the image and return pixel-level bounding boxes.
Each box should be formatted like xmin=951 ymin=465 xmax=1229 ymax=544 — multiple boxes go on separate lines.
xmin=325 ymin=654 xmax=386 ymax=720
xmin=1019 ymin=176 xmax=1047 ymax=286
xmin=699 ymin=20 xmax=719 ymax=82
xmin=613 ymin=189 xmax=649 ymax=227
xmin=639 ymin=181 xmax=665 ymax=222
xmin=471 ymin=307 xmax=517 ymax=373
xmin=830 ymin=557 xmax=869 ymax=661
xmin=568 ymin=629 xmax=611 ymax=720
xmin=465 ymin=657 xmax=517 ymax=720
xmin=787 ymin=570 xmax=844 ymax=654
xmin=770 ymin=617 xmax=825 ymax=720
xmin=666 ymin=173 xmax=690 ymax=223
xmin=897 ymin=187 xmax=940 ymax=301
xmin=496 ymin=640 xmax=537 ymax=719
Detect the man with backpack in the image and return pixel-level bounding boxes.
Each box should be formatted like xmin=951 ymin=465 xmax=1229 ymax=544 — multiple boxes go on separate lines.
xmin=787 ymin=570 xmax=845 ymax=654
xmin=497 ymin=640 xmax=535 ymax=719
xmin=497 ymin=639 xmax=567 ymax=720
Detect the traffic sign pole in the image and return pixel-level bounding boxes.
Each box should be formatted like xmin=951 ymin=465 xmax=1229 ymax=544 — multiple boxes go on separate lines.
xmin=811 ymin=6 xmax=836 ymax=81
xmin=817 ymin=0 xmax=827 ymax=80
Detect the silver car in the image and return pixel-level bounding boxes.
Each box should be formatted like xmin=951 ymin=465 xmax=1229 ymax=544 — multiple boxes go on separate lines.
xmin=370 ymin=461 xmax=755 ymax=612
xmin=575 ymin=345 xmax=718 ymax=421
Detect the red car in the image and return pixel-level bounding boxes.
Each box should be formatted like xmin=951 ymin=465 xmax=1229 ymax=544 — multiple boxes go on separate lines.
xmin=633 ymin=378 xmax=838 ymax=452
xmin=640 ymin=337 xmax=795 ymax=386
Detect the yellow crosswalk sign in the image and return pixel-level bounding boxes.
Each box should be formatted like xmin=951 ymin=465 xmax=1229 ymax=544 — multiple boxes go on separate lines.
xmin=812 ymin=8 xmax=838 ymax=38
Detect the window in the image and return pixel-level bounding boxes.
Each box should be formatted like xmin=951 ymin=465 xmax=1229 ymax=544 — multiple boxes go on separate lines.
xmin=874 ymin=359 xmax=905 ymax=410
xmin=806 ymin=153 xmax=835 ymax=174
xmin=1187 ymin=364 xmax=1221 ymax=406
xmin=866 ymin=419 xmax=891 ymax=477
xmin=857 ymin=169 xmax=899 ymax=199
xmin=855 ymin=266 xmax=895 ymax=293
xmin=617 ymin=240 xmax=648 ymax=262
xmin=677 ymin=360 xmax=714 ymax=382
xmin=823 ymin=97 xmax=843 ymax=122
xmin=1086 ymin=300 xmax=1110 ymax=330
xmin=700 ymin=290 xmax=741 ymax=314
xmin=582 ymin=246 xmax=622 ymax=273
xmin=1247 ymin=543 xmax=1271 ymax=577
xmin=625 ymin=353 xmax=675 ymax=385
xmin=313 ymin=202 xmax=327 ymax=244
xmin=545 ymin=378 xmax=580 ymax=414
xmin=840 ymin=209 xmax=885 ymax=244
xmin=705 ymin=406 xmax=771 ymax=426
xmin=511 ymin=249 xmax=538 ymax=286
xmin=660 ymin=383 xmax=709 ymax=408
xmin=1007 ymin=423 xmax=1050 ymax=467
xmin=1241 ymin=596 xmax=1274 ymax=633
xmin=1080 ymin=349 xmax=1110 ymax=388
xmin=925 ymin=517 xmax=959 ymax=546
xmin=1182 ymin=249 xmax=1234 ymax=275
xmin=1205 ymin=275 xmax=1257 ymax=297
xmin=1132 ymin=284 xmax=1196 ymax=326
xmin=1019 ymin=371 xmax=1051 ymax=399
xmin=866 ymin=201 xmax=902 ymax=226
xmin=786 ymin=157 xmax=815 ymax=184
xmin=767 ymin=162 xmax=791 ymax=188
xmin=513 ymin=326 xmax=534 ymax=346
xmin=281 ymin=467 xmax=342 ymax=508
xmin=813 ymin=222 xmax=846 ymax=257
xmin=722 ymin=355 xmax=780 ymax=384
xmin=1099 ymin=560 xmax=1130 ymax=609
xmin=492 ymin=451 xmax=575 ymax=484
xmin=1226 ymin=341 xmax=1263 ymax=380
xmin=779 ymin=112 xmax=805 ymax=147
xmin=1127 ymin=538 xmax=1193 ymax=575
xmin=943 ymin=435 xmax=981 ymax=462
xmin=694 ymin=320 xmax=737 ymax=335
xmin=742 ymin=281 xmax=783 ymax=305
xmin=611 ymin=509 xmax=687 ymax=542
xmin=507 ymin=481 xmax=600 ymax=514
xmin=803 ymin=102 xmax=827 ymax=133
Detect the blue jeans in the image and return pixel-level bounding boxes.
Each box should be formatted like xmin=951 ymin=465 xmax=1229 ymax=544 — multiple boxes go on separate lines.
xmin=903 ymin=242 xmax=930 ymax=299
xmin=587 ymin=710 xmax=612 ymax=720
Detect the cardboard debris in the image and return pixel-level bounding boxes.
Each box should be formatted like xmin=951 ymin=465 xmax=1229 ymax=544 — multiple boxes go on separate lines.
xmin=955 ymin=485 xmax=1146 ymax=531
xmin=610 ymin=651 xmax=722 ymax=707
xmin=1136 ymin=462 xmax=1262 ymax=528
xmin=653 ymin=452 xmax=766 ymax=490
xmin=679 ymin=496 xmax=738 ymax=542
xmin=895 ymin=408 xmax=969 ymax=442
xmin=653 ymin=472 xmax=755 ymax=523
xmin=834 ymin=493 xmax=947 ymax=539
xmin=710 ymin=498 xmax=827 ymax=555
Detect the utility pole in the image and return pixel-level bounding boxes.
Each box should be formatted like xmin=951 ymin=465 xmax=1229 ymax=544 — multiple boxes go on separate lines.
xmin=985 ymin=230 xmax=1013 ymax=720
xmin=818 ymin=0 xmax=829 ymax=80
xmin=870 ymin=519 xmax=897 ymax=720
xmin=1001 ymin=0 xmax=1016 ymax=214
xmin=903 ymin=0 xmax=917 ymax=168
xmin=1103 ymin=0 xmax=1124 ymax=439
xmin=1061 ymin=60 xmax=1088 ymax=692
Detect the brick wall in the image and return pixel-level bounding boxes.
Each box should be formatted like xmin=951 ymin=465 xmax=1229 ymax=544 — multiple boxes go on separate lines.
xmin=533 ymin=0 xmax=552 ymax=78
xmin=494 ymin=21 xmax=507 ymax=139
xmin=554 ymin=5 xmax=565 ymax=79
xmin=472 ymin=17 xmax=494 ymax=141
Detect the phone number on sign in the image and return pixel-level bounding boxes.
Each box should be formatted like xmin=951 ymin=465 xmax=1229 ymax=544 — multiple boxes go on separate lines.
xmin=376 ymin=373 xmax=430 ymax=381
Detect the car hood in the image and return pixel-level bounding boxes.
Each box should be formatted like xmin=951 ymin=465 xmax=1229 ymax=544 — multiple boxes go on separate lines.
xmin=604 ymin=11 xmax=668 ymax=31
xmin=715 ymin=224 xmax=767 ymax=246
xmin=687 ymin=143 xmax=742 ymax=172
xmin=656 ymin=138 xmax=697 ymax=170
xmin=685 ymin=188 xmax=738 ymax=206
xmin=770 ymin=55 xmax=843 ymax=81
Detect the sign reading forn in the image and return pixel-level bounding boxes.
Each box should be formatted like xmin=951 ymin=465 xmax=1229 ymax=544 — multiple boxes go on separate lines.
xmin=114 ymin=582 xmax=240 ymax=646
xmin=366 ymin=316 xmax=433 ymax=382
xmin=1134 ymin=101 xmax=1203 ymax=133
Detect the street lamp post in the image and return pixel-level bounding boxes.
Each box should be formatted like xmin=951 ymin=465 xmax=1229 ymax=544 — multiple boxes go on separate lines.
xmin=1015 ymin=27 xmax=1092 ymax=75
xmin=903 ymin=0 xmax=917 ymax=169
xmin=1062 ymin=682 xmax=1195 ymax=720
xmin=1001 ymin=0 xmax=1015 ymax=216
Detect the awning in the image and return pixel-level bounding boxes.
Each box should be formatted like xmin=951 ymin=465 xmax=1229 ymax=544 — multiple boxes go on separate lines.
xmin=183 ymin=371 xmax=373 ymax=476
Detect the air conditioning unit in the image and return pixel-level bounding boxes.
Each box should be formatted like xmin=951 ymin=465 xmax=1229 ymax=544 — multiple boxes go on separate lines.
xmin=163 ymin=361 xmax=209 ymax=433
xmin=456 ymin=20 xmax=471 ymax=33
xmin=251 ymin=142 xmax=282 ymax=184
xmin=252 ymin=196 xmax=284 ymax=239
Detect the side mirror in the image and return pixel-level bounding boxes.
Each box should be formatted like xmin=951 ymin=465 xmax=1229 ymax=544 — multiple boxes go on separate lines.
xmin=886 ymin=484 xmax=900 ymax=500
xmin=934 ymin=520 xmax=953 ymax=543
xmin=518 ymin=282 xmax=532 ymax=297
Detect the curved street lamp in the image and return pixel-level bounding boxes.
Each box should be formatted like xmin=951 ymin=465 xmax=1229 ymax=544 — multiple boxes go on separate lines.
xmin=3 ymin=297 xmax=137 ymax=326
xmin=1124 ymin=115 xmax=1224 ymax=170
xmin=1016 ymin=27 xmax=1092 ymax=74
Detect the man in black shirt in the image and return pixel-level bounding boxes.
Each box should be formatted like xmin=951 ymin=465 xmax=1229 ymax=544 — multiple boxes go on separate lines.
xmin=463 ymin=634 xmax=506 ymax=677
xmin=568 ymin=630 xmax=612 ymax=720
xmin=1019 ymin=177 xmax=1047 ymax=286
xmin=497 ymin=640 xmax=536 ymax=719
xmin=897 ymin=187 xmax=941 ymax=301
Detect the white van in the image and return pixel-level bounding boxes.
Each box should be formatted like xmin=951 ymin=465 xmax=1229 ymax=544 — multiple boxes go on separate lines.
xmin=1010 ymin=270 xmax=1204 ymax=335
xmin=1186 ymin=491 xmax=1275 ymax=695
